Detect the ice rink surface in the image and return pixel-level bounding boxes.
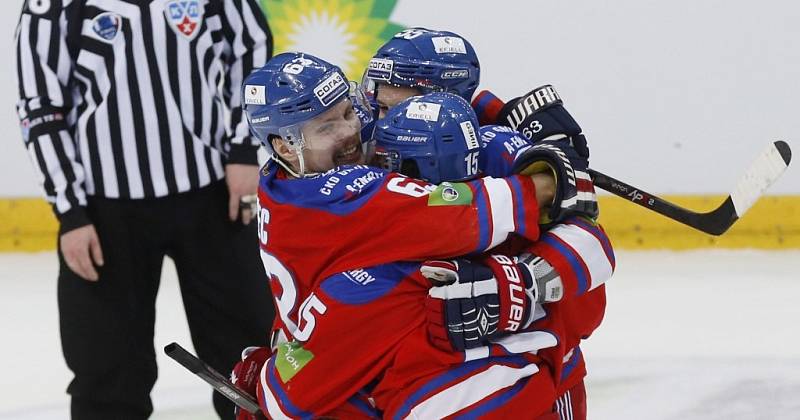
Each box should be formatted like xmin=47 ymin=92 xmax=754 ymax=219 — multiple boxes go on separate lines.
xmin=1 ymin=250 xmax=798 ymax=419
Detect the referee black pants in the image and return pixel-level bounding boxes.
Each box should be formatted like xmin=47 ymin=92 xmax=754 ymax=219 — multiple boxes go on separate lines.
xmin=57 ymin=181 xmax=274 ymax=420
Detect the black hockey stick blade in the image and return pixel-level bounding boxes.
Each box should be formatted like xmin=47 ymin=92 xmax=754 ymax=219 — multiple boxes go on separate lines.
xmin=164 ymin=342 xmax=265 ymax=418
xmin=590 ymin=140 xmax=791 ymax=235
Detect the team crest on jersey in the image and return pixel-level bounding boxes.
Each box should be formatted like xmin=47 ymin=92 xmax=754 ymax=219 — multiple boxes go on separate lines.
xmin=164 ymin=0 xmax=205 ymax=41
xmin=92 ymin=12 xmax=122 ymax=42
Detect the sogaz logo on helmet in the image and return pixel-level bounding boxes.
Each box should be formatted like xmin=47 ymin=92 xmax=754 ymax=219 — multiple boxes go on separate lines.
xmin=441 ymin=69 xmax=469 ymax=79
xmin=314 ymin=72 xmax=348 ymax=106
xmin=367 ymin=58 xmax=393 ymax=81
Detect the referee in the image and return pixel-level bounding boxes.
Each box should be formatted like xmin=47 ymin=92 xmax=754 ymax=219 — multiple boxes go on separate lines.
xmin=14 ymin=1 xmax=275 ymax=418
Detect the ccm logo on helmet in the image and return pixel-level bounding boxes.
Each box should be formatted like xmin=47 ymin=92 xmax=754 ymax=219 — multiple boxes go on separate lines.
xmin=314 ymin=72 xmax=348 ymax=106
xmin=441 ymin=69 xmax=469 ymax=79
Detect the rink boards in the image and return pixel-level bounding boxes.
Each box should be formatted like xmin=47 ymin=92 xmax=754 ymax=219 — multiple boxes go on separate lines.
xmin=1 ymin=195 xmax=798 ymax=251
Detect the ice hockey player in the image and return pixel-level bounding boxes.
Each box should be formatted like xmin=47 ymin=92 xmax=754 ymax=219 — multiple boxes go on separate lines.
xmin=243 ymin=51 xmax=572 ymax=350
xmin=362 ymin=27 xmax=480 ymax=118
xmin=362 ymin=28 xmax=605 ymax=418
xmin=232 ymin=89 xmax=608 ymax=417
xmin=231 ymin=50 xmax=598 ymax=415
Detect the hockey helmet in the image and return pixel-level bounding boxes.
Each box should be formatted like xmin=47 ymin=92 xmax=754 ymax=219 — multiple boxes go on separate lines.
xmin=363 ymin=28 xmax=480 ymax=102
xmin=373 ymin=92 xmax=481 ymax=184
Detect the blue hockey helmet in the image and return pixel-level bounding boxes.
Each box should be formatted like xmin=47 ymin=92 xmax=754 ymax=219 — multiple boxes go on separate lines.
xmin=243 ymin=52 xmax=374 ymax=176
xmin=363 ymin=28 xmax=481 ymax=102
xmin=373 ymin=92 xmax=481 ymax=184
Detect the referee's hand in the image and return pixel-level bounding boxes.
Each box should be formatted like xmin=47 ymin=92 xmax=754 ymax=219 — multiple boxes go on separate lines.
xmin=225 ymin=164 xmax=260 ymax=225
xmin=60 ymin=225 xmax=104 ymax=282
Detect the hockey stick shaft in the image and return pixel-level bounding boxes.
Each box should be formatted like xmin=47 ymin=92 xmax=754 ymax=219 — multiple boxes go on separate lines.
xmin=588 ymin=168 xmax=735 ymax=235
xmin=164 ymin=342 xmax=265 ymax=418
xmin=588 ymin=140 xmax=792 ymax=235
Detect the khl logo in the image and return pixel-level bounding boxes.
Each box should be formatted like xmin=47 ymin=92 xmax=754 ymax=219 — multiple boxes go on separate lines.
xmin=165 ymin=0 xmax=205 ymax=40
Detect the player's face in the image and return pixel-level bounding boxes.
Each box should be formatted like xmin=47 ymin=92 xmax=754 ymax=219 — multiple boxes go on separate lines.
xmin=375 ymin=84 xmax=421 ymax=118
xmin=299 ymin=99 xmax=364 ymax=171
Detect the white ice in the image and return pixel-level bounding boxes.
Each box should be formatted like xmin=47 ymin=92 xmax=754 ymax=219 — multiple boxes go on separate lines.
xmin=1 ymin=250 xmax=798 ymax=419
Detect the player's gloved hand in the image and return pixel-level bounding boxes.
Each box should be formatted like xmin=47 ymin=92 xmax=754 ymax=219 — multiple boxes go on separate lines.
xmin=422 ymin=255 xmax=563 ymax=351
xmin=473 ymin=85 xmax=582 ymax=142
xmin=422 ymin=259 xmax=502 ymax=351
xmin=231 ymin=346 xmax=271 ymax=420
xmin=513 ymin=134 xmax=598 ymax=223
xmin=475 ymin=86 xmax=598 ymax=223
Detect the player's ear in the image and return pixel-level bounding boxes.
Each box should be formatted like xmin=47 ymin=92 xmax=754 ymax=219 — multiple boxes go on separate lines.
xmin=272 ymin=136 xmax=298 ymax=165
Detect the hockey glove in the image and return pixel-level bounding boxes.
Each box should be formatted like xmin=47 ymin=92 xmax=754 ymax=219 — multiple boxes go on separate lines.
xmin=513 ymin=134 xmax=598 ymax=223
xmin=422 ymin=255 xmax=564 ymax=352
xmin=231 ymin=346 xmax=271 ymax=420
xmin=475 ymin=86 xmax=598 ymax=222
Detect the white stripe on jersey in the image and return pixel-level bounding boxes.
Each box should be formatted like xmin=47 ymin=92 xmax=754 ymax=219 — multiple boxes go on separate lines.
xmin=147 ymin=1 xmax=191 ymax=193
xmin=111 ymin=29 xmax=145 ymax=199
xmin=72 ymin=71 xmax=97 ymax=195
xmin=260 ymin=360 xmax=292 ymax=420
xmin=566 ymin=389 xmax=574 ymax=420
xmin=38 ymin=133 xmax=72 ymax=213
xmin=404 ymin=363 xmax=539 ymax=419
xmin=492 ymin=330 xmax=558 ymax=355
xmin=428 ymin=278 xmax=498 ymax=300
xmin=575 ymin=170 xmax=592 ymax=182
xmin=35 ymin=19 xmax=64 ymax=106
xmin=463 ymin=346 xmax=490 ymax=362
xmin=59 ymin=131 xmax=87 ymax=206
xmin=18 ymin=15 xmax=38 ymax=99
xmin=482 ymin=177 xmax=516 ymax=249
xmin=557 ymin=388 xmax=574 ymax=420
xmin=76 ymin=49 xmax=119 ymax=197
xmin=549 ymin=223 xmax=613 ymax=290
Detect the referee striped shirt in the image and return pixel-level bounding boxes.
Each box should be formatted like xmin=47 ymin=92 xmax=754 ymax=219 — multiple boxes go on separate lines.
xmin=14 ymin=0 xmax=272 ymax=230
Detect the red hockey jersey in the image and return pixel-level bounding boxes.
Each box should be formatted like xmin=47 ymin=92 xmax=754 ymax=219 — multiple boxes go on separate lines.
xmin=255 ymin=260 xmax=558 ymax=419
xmin=524 ymin=217 xmax=615 ymax=394
xmin=253 ymin=217 xmax=612 ymax=417
xmin=256 ymin=162 xmax=543 ymax=345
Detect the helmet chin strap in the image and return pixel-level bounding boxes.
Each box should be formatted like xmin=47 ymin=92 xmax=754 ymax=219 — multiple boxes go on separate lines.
xmin=272 ymin=138 xmax=322 ymax=179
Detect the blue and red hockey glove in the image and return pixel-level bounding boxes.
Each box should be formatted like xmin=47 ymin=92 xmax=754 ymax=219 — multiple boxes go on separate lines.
xmin=422 ymin=255 xmax=563 ymax=352
xmin=473 ymin=86 xmax=598 ymax=223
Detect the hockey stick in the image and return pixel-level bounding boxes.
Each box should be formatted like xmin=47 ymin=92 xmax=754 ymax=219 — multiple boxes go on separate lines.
xmin=164 ymin=342 xmax=266 ymax=418
xmin=589 ymin=140 xmax=792 ymax=235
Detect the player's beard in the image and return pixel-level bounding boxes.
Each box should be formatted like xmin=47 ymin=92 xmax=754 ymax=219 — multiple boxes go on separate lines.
xmin=332 ymin=134 xmax=364 ymax=167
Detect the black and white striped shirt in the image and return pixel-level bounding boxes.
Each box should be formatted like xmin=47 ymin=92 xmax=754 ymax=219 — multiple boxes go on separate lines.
xmin=14 ymin=0 xmax=271 ymax=229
